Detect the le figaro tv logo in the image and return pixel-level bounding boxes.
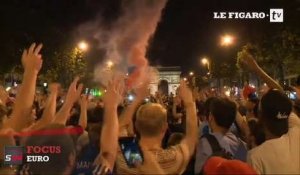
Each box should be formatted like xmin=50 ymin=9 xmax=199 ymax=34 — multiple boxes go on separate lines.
xmin=213 ymin=9 xmax=284 ymax=23
xmin=270 ymin=9 xmax=283 ymax=22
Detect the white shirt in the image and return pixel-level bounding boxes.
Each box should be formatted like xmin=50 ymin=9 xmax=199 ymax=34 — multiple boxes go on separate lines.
xmin=247 ymin=113 xmax=300 ymax=174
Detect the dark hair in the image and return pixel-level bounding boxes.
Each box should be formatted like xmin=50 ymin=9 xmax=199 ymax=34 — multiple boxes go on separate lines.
xmin=260 ymin=89 xmax=292 ymax=137
xmin=88 ymin=106 xmax=104 ymax=123
xmin=204 ymin=97 xmax=218 ymax=120
xmin=25 ymin=124 xmax=76 ymax=175
xmin=210 ymin=98 xmax=237 ymax=129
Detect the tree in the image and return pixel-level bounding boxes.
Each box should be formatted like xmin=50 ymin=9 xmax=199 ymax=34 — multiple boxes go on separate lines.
xmin=42 ymin=48 xmax=88 ymax=87
xmin=237 ymin=28 xmax=300 ymax=86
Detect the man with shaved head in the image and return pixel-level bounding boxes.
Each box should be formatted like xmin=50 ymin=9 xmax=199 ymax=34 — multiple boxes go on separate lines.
xmin=135 ymin=103 xmax=168 ymax=137
xmin=116 ymin=81 xmax=198 ymax=174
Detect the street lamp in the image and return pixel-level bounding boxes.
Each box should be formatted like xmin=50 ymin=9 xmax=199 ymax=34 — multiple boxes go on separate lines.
xmin=201 ymin=57 xmax=210 ymax=73
xmin=107 ymin=60 xmax=114 ymax=68
xmin=189 ymin=71 xmax=194 ymax=76
xmin=106 ymin=60 xmax=114 ymax=70
xmin=78 ymin=41 xmax=88 ymax=51
xmin=201 ymin=58 xmax=209 ymax=65
xmin=220 ymin=35 xmax=234 ymax=46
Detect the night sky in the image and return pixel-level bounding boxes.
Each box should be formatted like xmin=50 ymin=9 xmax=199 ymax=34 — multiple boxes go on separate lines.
xmin=0 ymin=0 xmax=299 ymax=74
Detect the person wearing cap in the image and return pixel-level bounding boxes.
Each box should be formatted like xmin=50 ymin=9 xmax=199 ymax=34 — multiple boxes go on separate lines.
xmin=242 ymin=84 xmax=259 ymax=121
xmin=203 ymin=156 xmax=257 ymax=175
xmin=247 ymin=89 xmax=300 ymax=174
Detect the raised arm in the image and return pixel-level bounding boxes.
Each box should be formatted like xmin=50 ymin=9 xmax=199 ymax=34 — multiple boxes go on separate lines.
xmin=172 ymin=97 xmax=183 ymax=120
xmin=95 ymin=77 xmax=124 ymax=173
xmin=235 ymin=111 xmax=251 ymax=141
xmin=78 ymin=95 xmax=88 ymax=130
xmin=229 ymin=97 xmax=251 ymax=141
xmin=54 ymin=77 xmax=83 ymax=125
xmin=5 ymin=43 xmax=43 ymax=132
xmin=26 ymin=83 xmax=59 ymax=131
xmin=179 ymin=80 xmax=198 ymax=157
xmin=119 ymin=79 xmax=149 ymax=130
xmin=239 ymin=50 xmax=283 ymax=91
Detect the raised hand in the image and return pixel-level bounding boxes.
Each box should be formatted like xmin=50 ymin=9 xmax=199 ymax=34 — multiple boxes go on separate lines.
xmin=238 ymin=48 xmax=283 ymax=91
xmin=98 ymin=76 xmax=125 ymax=172
xmin=79 ymin=94 xmax=88 ymax=129
xmin=4 ymin=43 xmax=43 ymax=132
xmin=54 ymin=77 xmax=83 ymax=125
xmin=79 ymin=94 xmax=89 ymax=109
xmin=21 ymin=43 xmax=43 ymax=74
xmin=178 ymin=79 xmax=198 ymax=160
xmin=178 ymin=80 xmax=194 ymax=105
xmin=103 ymin=76 xmax=125 ymax=107
xmin=238 ymin=50 xmax=259 ymax=71
xmin=65 ymin=77 xmax=83 ymax=105
xmin=49 ymin=83 xmax=59 ymax=94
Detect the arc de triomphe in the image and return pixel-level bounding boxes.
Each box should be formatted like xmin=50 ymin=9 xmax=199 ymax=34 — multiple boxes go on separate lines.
xmin=149 ymin=66 xmax=181 ymax=95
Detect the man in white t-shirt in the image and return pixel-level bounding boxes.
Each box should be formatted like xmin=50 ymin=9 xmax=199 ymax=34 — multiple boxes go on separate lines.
xmin=247 ymin=90 xmax=300 ymax=174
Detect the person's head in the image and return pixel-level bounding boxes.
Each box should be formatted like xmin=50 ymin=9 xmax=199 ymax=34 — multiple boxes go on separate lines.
xmin=135 ymin=103 xmax=167 ymax=140
xmin=259 ymin=89 xmax=292 ymax=138
xmin=25 ymin=124 xmax=76 ymax=175
xmin=88 ymin=106 xmax=104 ymax=123
xmin=167 ymin=132 xmax=184 ymax=147
xmin=208 ymin=98 xmax=237 ymax=132
xmin=203 ymin=97 xmax=218 ymax=121
xmin=245 ymin=93 xmax=259 ymax=112
xmin=196 ymin=100 xmax=206 ymax=121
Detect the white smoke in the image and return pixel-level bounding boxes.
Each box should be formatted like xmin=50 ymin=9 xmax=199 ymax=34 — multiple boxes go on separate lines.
xmin=79 ymin=0 xmax=167 ymax=87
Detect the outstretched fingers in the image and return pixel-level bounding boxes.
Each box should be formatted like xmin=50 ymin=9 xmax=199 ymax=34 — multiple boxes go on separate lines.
xmin=34 ymin=43 xmax=43 ymax=56
xmin=28 ymin=43 xmax=36 ymax=54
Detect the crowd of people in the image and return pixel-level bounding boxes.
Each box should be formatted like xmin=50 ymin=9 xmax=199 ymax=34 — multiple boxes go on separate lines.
xmin=0 ymin=43 xmax=299 ymax=175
